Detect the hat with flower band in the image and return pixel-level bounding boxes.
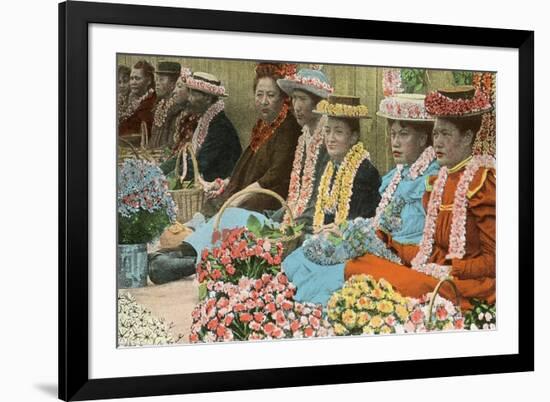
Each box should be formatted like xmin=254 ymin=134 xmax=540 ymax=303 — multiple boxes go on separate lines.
xmin=377 ymin=94 xmax=435 ymax=121
xmin=277 ymin=68 xmax=334 ymax=99
xmin=185 ymin=72 xmax=228 ymax=97
xmin=424 ymin=85 xmax=493 ymax=118
xmin=313 ymin=95 xmax=370 ymax=119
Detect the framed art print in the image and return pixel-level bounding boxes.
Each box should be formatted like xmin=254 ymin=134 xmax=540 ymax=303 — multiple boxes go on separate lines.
xmin=59 ymin=1 xmax=534 ymax=400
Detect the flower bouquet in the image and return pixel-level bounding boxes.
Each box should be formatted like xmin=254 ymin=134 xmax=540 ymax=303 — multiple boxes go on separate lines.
xmin=118 ymin=158 xmax=177 ymax=244
xmin=118 ymin=292 xmax=182 ymax=346
xmin=327 ymin=274 xmax=411 ymax=335
xmin=189 ymin=272 xmax=333 ymax=342
xmin=463 ymin=298 xmax=496 ymax=330
xmin=197 ymin=227 xmax=284 ymax=285
xmin=405 ymin=292 xmax=465 ymax=333
xmin=302 ymin=217 xmax=401 ymax=266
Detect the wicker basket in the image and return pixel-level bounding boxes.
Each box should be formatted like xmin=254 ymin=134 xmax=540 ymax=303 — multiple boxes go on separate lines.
xmin=168 ymin=143 xmax=205 ymax=224
xmin=426 ymin=277 xmax=461 ymax=330
xmin=213 ymin=188 xmax=304 ymax=259
xmin=118 ymin=121 xmax=168 ymax=165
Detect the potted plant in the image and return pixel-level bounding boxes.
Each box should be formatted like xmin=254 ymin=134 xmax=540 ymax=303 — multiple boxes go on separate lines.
xmin=118 ymin=158 xmax=177 ymax=288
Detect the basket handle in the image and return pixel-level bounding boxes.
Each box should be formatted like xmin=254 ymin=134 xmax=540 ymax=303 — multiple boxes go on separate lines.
xmin=140 ymin=120 xmax=149 ymax=148
xmin=174 ymin=142 xmax=201 ymax=187
xmin=426 ymin=277 xmax=461 ymax=329
xmin=213 ymin=188 xmax=295 ymax=233
xmin=118 ymin=137 xmax=144 ymax=160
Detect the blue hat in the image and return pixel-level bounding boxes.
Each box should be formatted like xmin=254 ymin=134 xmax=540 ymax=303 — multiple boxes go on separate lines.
xmin=277 ymin=68 xmax=333 ymax=99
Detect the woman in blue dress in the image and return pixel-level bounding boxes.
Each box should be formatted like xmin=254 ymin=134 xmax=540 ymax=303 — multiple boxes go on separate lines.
xmin=147 ymin=67 xmax=336 ymax=284
xmin=283 ymin=94 xmax=439 ymax=306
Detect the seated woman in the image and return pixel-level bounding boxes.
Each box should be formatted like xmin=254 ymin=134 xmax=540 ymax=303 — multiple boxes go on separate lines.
xmin=345 ymin=86 xmax=495 ymax=311
xmin=118 ymin=60 xmax=157 ymax=140
xmin=148 ymin=63 xmax=307 ymax=284
xmin=159 ymin=71 xmax=242 ymax=182
xmin=283 ymin=94 xmax=437 ymax=306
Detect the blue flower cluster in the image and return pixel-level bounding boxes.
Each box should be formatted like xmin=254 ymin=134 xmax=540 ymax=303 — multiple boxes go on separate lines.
xmin=303 ymin=217 xmax=402 ymax=266
xmin=117 ymin=158 xmax=177 ymax=222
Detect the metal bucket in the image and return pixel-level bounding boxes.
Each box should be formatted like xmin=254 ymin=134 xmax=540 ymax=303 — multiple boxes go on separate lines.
xmin=117 ymin=243 xmax=148 ymax=288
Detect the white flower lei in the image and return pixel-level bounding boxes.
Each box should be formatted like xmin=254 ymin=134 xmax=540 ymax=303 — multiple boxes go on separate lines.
xmin=118 ymin=88 xmax=155 ymax=124
xmin=283 ymin=115 xmax=326 ymax=225
xmin=410 ymin=154 xmax=496 ymax=278
xmin=152 ymin=94 xmax=178 ymax=128
xmin=372 ymin=146 xmax=436 ymax=229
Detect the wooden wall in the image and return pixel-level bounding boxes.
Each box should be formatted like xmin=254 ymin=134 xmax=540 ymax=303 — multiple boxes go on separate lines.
xmin=118 ymin=54 xmax=453 ymax=175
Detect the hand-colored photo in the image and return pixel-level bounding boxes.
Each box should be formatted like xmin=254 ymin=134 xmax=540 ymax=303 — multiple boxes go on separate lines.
xmin=116 ymin=54 xmax=496 ymax=346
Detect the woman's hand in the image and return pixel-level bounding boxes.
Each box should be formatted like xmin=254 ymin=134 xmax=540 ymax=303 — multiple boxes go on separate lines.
xmin=314 ymin=223 xmax=342 ymax=238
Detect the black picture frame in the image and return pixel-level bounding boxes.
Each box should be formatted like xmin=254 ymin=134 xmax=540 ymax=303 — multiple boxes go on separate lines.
xmin=59 ymin=1 xmax=534 ymax=400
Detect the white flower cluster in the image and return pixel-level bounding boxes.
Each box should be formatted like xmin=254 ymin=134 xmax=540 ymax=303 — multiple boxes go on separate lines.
xmin=117 ymin=292 xmax=182 ymax=347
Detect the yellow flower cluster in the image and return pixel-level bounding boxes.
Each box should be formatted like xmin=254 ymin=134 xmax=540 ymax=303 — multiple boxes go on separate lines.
xmin=316 ymin=100 xmax=369 ymax=118
xmin=313 ymin=143 xmax=370 ymax=231
xmin=326 ymin=274 xmax=411 ymax=336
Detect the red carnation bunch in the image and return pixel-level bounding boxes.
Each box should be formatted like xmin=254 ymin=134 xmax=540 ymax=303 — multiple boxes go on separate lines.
xmin=189 ymin=273 xmax=334 ymax=342
xmin=197 ymin=227 xmax=284 ymax=284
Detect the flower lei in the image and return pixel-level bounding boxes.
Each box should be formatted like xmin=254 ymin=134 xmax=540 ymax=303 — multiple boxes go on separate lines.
xmin=250 ymin=102 xmax=289 ymax=152
xmin=118 ymin=88 xmax=155 ymax=124
xmin=283 ymin=115 xmax=327 ymax=225
xmin=191 ymin=99 xmax=225 ymax=154
xmin=372 ymin=147 xmax=436 ymax=229
xmin=152 ymin=94 xmax=178 ymax=128
xmin=313 ymin=142 xmax=370 ymax=231
xmin=410 ymin=154 xmax=495 ymax=277
xmin=424 ymin=90 xmax=491 ymax=117
xmin=382 ymin=68 xmax=404 ymax=97
xmin=171 ymin=111 xmax=199 ymax=154
xmin=315 ymin=100 xmax=369 ymax=118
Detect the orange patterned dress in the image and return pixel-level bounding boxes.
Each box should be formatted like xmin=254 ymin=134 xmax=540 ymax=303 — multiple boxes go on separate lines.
xmin=345 ymin=157 xmax=496 ymax=310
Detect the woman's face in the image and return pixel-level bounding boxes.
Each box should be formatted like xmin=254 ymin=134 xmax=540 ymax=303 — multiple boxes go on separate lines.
xmin=389 ymin=120 xmax=428 ymax=165
xmin=155 ymin=74 xmax=176 ymax=99
xmin=254 ymin=77 xmax=284 ymax=122
xmin=173 ymin=77 xmax=189 ymax=104
xmin=324 ymin=117 xmax=359 ymax=162
xmin=433 ymin=118 xmax=473 ymax=167
xmin=291 ymin=89 xmax=318 ymax=128
xmin=129 ymin=68 xmax=150 ymax=97
xmin=118 ymin=73 xmax=130 ymax=97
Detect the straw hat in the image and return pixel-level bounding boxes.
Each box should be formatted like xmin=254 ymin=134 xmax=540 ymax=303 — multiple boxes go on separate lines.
xmin=313 ymin=95 xmax=370 ymax=119
xmin=277 ymin=68 xmax=333 ymax=99
xmin=424 ymin=85 xmax=493 ymax=118
xmin=376 ymin=93 xmax=435 ymax=121
xmin=185 ymin=72 xmax=228 ymax=97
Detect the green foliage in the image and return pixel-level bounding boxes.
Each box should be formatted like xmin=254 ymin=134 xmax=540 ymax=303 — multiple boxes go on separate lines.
xmin=118 ymin=208 xmax=171 ymax=244
xmin=246 ymin=215 xmax=304 ymax=239
xmin=400 ymin=69 xmax=426 ymax=93
xmin=452 ymin=71 xmax=473 ymax=86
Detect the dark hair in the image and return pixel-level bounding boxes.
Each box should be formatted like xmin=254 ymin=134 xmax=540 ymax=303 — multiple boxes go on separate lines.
xmin=387 ymin=118 xmax=434 ymax=146
xmin=132 ymin=60 xmax=155 ymax=90
xmin=443 ymin=115 xmax=483 ymax=135
xmin=293 ymin=90 xmax=323 ymax=108
xmin=331 ymin=117 xmax=360 ymax=136
xmin=117 ymin=65 xmax=131 ymax=79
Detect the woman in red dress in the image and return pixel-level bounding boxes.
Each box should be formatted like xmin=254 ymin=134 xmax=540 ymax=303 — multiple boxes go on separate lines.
xmin=345 ymin=86 xmax=495 ymax=310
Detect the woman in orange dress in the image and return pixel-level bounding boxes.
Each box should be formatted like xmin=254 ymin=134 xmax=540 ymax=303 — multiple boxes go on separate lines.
xmin=345 ymin=86 xmax=495 ymax=310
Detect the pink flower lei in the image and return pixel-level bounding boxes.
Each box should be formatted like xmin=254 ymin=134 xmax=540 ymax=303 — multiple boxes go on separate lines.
xmin=372 ymin=146 xmax=436 ymax=229
xmin=283 ymin=116 xmax=326 ymax=225
xmin=411 ymin=154 xmax=495 ymax=278
xmin=178 ymin=100 xmax=224 ymax=182
xmin=191 ymin=99 xmax=225 ymax=154
xmin=283 ymin=75 xmax=334 ymax=94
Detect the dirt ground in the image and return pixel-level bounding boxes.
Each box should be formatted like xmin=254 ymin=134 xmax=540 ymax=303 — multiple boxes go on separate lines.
xmin=126 ymin=276 xmax=198 ymax=343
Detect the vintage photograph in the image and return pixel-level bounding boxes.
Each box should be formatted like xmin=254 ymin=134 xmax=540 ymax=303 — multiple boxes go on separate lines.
xmin=116 ymin=54 xmax=497 ymax=346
